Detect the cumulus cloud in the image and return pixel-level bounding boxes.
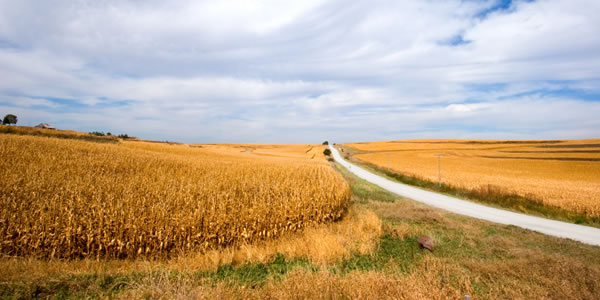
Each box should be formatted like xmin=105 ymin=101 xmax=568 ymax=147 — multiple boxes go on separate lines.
xmin=0 ymin=0 xmax=598 ymax=143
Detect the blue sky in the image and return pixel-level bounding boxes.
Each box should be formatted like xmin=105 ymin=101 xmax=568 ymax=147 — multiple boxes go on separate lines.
xmin=0 ymin=0 xmax=599 ymax=143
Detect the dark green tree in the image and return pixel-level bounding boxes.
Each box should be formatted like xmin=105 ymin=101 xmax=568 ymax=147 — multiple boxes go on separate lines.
xmin=323 ymin=149 xmax=331 ymax=156
xmin=89 ymin=131 xmax=105 ymax=136
xmin=322 ymin=141 xmax=329 ymax=145
xmin=3 ymin=114 xmax=17 ymax=125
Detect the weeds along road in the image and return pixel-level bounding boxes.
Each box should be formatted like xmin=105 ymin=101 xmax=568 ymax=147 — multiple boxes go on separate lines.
xmin=330 ymin=145 xmax=600 ymax=246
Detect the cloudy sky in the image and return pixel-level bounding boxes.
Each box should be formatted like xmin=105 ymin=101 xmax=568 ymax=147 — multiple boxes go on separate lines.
xmin=1 ymin=0 xmax=599 ymax=143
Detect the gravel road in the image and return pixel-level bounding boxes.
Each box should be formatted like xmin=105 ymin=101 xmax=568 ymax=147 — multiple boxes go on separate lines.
xmin=330 ymin=145 xmax=600 ymax=246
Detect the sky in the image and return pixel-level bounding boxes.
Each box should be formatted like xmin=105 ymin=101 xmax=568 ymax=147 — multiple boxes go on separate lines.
xmin=0 ymin=0 xmax=599 ymax=144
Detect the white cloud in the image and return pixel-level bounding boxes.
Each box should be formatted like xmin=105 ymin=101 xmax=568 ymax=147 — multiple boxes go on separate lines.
xmin=446 ymin=103 xmax=489 ymax=113
xmin=0 ymin=0 xmax=598 ymax=143
xmin=5 ymin=96 xmax=60 ymax=108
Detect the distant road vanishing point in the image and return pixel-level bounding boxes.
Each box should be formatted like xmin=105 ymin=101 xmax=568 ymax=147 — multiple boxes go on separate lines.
xmin=330 ymin=145 xmax=600 ymax=246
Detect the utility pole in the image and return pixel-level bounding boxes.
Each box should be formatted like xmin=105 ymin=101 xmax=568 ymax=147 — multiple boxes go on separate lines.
xmin=437 ymin=153 xmax=441 ymax=186
xmin=387 ymin=152 xmax=390 ymax=170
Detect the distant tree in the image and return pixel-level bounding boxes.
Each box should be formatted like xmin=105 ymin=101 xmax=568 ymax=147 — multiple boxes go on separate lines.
xmin=89 ymin=131 xmax=105 ymax=136
xmin=106 ymin=132 xmax=112 ymax=136
xmin=118 ymin=133 xmax=129 ymax=139
xmin=323 ymin=149 xmax=331 ymax=156
xmin=3 ymin=114 xmax=17 ymax=125
xmin=322 ymin=141 xmax=329 ymax=145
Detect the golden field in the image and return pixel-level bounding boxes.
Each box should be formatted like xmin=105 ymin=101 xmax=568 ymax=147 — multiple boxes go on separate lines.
xmin=190 ymin=143 xmax=327 ymax=160
xmin=0 ymin=134 xmax=350 ymax=259
xmin=344 ymin=139 xmax=600 ymax=218
xmin=0 ymin=124 xmax=119 ymax=143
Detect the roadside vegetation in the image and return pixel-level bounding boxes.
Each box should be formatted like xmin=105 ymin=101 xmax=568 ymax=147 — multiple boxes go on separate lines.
xmin=337 ymin=143 xmax=600 ymax=228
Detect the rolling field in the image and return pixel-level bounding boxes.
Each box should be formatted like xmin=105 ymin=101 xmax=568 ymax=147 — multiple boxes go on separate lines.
xmin=0 ymin=124 xmax=120 ymax=143
xmin=344 ymin=139 xmax=600 ymax=219
xmin=0 ymin=134 xmax=350 ymax=259
xmin=190 ymin=143 xmax=327 ymax=160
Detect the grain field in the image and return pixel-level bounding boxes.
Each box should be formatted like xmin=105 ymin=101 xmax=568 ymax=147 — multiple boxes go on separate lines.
xmin=344 ymin=139 xmax=600 ymax=218
xmin=0 ymin=134 xmax=350 ymax=259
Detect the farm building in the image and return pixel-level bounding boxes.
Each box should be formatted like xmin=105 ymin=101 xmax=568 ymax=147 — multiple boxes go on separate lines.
xmin=34 ymin=123 xmax=56 ymax=129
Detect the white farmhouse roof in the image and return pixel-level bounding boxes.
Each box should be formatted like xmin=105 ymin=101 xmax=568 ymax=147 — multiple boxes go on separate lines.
xmin=34 ymin=123 xmax=55 ymax=129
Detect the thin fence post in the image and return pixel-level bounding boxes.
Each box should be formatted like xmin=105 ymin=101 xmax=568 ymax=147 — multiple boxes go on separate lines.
xmin=437 ymin=153 xmax=441 ymax=186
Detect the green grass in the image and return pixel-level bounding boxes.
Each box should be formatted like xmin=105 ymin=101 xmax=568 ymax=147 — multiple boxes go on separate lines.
xmin=198 ymin=254 xmax=316 ymax=288
xmin=338 ymin=234 xmax=424 ymax=274
xmin=0 ymin=254 xmax=316 ymax=298
xmin=0 ymin=272 xmax=141 ymax=299
xmin=336 ymin=144 xmax=600 ymax=228
xmin=332 ymin=162 xmax=397 ymax=203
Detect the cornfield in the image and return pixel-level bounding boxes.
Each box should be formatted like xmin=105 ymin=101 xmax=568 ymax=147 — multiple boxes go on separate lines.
xmin=0 ymin=134 xmax=350 ymax=258
xmin=345 ymin=139 xmax=600 ymax=218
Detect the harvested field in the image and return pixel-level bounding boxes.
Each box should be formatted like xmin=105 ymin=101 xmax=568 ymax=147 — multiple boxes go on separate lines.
xmin=344 ymin=139 xmax=600 ymax=218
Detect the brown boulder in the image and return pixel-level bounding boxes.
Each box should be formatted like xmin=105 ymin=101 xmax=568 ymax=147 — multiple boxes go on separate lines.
xmin=418 ymin=235 xmax=434 ymax=251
